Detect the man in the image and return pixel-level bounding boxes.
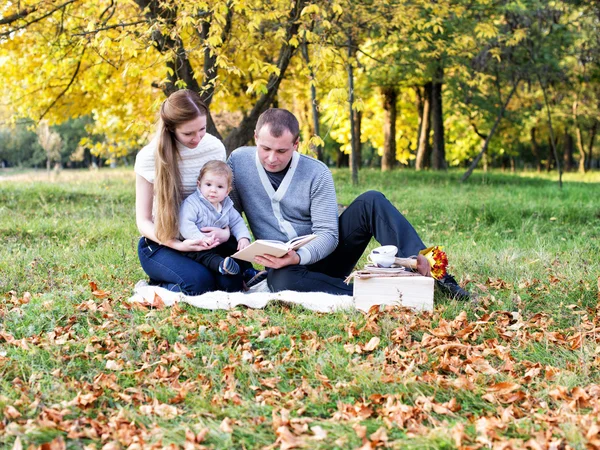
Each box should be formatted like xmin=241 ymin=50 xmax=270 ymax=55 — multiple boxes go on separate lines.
xmin=228 ymin=108 xmax=469 ymax=299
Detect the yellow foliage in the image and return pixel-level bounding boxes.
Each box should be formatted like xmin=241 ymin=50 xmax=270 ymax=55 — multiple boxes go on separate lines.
xmin=475 ymin=23 xmax=498 ymax=39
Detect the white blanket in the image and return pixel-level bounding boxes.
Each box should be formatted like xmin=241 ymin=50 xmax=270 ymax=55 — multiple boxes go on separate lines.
xmin=129 ymin=284 xmax=356 ymax=313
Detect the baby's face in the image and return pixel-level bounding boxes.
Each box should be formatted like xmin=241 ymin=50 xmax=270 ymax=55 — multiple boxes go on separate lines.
xmin=199 ymin=173 xmax=230 ymax=206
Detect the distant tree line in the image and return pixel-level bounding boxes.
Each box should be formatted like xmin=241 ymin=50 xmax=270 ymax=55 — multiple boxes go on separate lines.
xmin=1 ymin=0 xmax=599 ymax=182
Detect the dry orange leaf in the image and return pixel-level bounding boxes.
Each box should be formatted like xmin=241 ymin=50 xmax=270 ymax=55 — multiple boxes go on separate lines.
xmin=40 ymin=437 xmax=66 ymax=450
xmin=363 ymin=336 xmax=381 ymax=352
xmin=487 ymin=382 xmax=521 ymax=395
xmin=152 ymin=292 xmax=166 ymax=309
xmin=4 ymin=405 xmax=21 ymax=419
xmin=89 ymin=281 xmax=110 ymax=299
xmin=220 ymin=417 xmax=234 ymax=433
xmin=105 ymin=360 xmax=124 ymax=371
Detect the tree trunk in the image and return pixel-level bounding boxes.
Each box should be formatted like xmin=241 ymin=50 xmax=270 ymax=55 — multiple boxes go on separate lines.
xmin=381 ymin=86 xmax=397 ymax=171
xmin=301 ymin=41 xmax=322 ymax=161
xmin=415 ymin=82 xmax=432 ymax=170
xmin=198 ymin=9 xmax=232 ymax=139
xmin=347 ymin=35 xmax=359 ymax=185
xmin=414 ymin=86 xmax=424 ymax=161
xmin=461 ymin=80 xmax=519 ymax=182
xmin=563 ymin=133 xmax=574 ymax=172
xmin=134 ymin=0 xmax=224 ymax=139
xmin=337 ymin=150 xmax=349 ymax=167
xmin=531 ymin=127 xmax=542 ymax=172
xmin=573 ymin=97 xmax=587 ymax=174
xmin=538 ymin=75 xmax=562 ymax=189
xmin=546 ymin=135 xmax=555 ymax=172
xmin=223 ymin=0 xmax=308 ymax=153
xmin=587 ymin=120 xmax=597 ymax=172
xmin=431 ymin=64 xmax=446 ymax=170
xmin=351 ymin=110 xmax=362 ymax=169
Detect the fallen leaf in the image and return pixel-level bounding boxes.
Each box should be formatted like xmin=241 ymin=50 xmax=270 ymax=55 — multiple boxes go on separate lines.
xmin=220 ymin=417 xmax=234 ymax=433
xmin=276 ymin=426 xmax=304 ymax=449
xmin=152 ymin=292 xmax=165 ymax=309
xmin=363 ymin=337 xmax=380 ymax=352
xmin=90 ymin=281 xmax=110 ymax=299
xmin=105 ymin=360 xmax=123 ymax=371
xmin=154 ymin=402 xmax=178 ymax=419
xmin=40 ymin=436 xmax=66 ymax=450
xmin=487 ymin=382 xmax=521 ymax=395
xmin=370 ymin=427 xmax=388 ymax=443
xmin=4 ymin=405 xmax=21 ymax=419
xmin=12 ymin=437 xmax=22 ymax=450
xmin=311 ymin=425 xmax=327 ymax=440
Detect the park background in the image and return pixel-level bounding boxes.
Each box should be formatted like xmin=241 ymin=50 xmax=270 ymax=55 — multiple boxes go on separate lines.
xmin=1 ymin=1 xmax=600 ymax=449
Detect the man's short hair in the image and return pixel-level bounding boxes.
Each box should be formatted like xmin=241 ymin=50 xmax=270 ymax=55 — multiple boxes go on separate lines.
xmin=255 ymin=108 xmax=300 ymax=141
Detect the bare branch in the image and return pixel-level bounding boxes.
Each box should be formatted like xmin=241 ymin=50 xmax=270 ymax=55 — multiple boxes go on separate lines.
xmin=73 ymin=20 xmax=147 ymax=36
xmin=0 ymin=0 xmax=80 ymax=37
xmin=0 ymin=5 xmax=38 ymax=25
xmin=39 ymin=47 xmax=86 ymax=121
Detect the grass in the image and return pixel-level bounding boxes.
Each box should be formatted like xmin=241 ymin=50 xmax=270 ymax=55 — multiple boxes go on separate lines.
xmin=1 ymin=167 xmax=599 ymax=449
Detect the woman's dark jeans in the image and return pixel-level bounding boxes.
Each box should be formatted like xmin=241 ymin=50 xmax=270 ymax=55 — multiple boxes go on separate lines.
xmin=137 ymin=237 xmax=244 ymax=294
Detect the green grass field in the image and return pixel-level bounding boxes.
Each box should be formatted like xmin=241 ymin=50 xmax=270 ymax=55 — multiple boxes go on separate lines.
xmin=1 ymin=168 xmax=599 ymax=449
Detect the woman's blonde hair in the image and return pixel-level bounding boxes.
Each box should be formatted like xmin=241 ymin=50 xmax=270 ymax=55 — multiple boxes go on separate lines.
xmin=154 ymin=89 xmax=208 ymax=242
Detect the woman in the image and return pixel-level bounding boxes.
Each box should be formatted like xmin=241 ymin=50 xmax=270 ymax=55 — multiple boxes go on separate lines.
xmin=135 ymin=89 xmax=243 ymax=293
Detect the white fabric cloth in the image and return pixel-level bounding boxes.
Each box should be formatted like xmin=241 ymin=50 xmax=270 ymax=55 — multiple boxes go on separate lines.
xmin=134 ymin=133 xmax=226 ymax=198
xmin=129 ymin=283 xmax=356 ymax=313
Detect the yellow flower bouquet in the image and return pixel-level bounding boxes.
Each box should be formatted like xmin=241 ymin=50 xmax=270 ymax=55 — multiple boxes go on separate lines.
xmin=394 ymin=246 xmax=448 ymax=280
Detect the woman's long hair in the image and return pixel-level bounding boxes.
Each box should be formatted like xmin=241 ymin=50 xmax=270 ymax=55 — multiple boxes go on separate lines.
xmin=154 ymin=89 xmax=208 ymax=243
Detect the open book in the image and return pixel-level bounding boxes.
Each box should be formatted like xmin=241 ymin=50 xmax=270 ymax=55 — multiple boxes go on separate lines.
xmin=231 ymin=234 xmax=317 ymax=263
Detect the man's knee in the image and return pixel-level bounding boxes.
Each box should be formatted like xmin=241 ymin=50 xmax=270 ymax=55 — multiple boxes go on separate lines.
xmin=267 ymin=266 xmax=303 ymax=292
xmin=356 ymin=190 xmax=386 ymax=206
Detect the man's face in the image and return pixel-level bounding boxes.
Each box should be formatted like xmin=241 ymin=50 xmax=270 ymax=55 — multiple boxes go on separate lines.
xmin=255 ymin=125 xmax=298 ymax=172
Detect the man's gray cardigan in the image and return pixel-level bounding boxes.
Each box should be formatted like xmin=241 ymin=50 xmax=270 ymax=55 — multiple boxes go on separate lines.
xmin=228 ymin=147 xmax=339 ymax=265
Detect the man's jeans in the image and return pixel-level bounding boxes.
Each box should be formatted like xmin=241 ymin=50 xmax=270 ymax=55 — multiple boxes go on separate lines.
xmin=267 ymin=191 xmax=426 ymax=295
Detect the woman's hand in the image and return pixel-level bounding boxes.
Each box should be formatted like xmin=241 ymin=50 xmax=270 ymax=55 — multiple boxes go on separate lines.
xmin=173 ymin=238 xmax=220 ymax=252
xmin=237 ymin=238 xmax=251 ymax=251
xmin=201 ymin=226 xmax=230 ymax=243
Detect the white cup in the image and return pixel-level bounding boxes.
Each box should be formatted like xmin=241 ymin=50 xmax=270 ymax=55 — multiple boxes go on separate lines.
xmin=368 ymin=251 xmax=396 ymax=268
xmin=371 ymin=245 xmax=398 ymax=256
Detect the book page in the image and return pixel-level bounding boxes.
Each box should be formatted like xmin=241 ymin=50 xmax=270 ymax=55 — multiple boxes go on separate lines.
xmin=231 ymin=239 xmax=290 ymax=263
xmin=232 ymin=234 xmax=317 ymax=263
xmin=286 ymin=234 xmax=317 ymax=250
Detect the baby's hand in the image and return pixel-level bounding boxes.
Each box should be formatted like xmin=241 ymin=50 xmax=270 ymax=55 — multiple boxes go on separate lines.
xmin=201 ymin=236 xmax=215 ymax=247
xmin=237 ymin=238 xmax=251 ymax=251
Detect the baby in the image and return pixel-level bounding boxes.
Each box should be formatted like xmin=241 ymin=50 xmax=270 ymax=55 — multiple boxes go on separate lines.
xmin=179 ymin=160 xmax=250 ymax=275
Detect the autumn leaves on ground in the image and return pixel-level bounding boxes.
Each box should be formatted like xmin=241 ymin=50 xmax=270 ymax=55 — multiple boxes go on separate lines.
xmin=1 ymin=169 xmax=599 ymax=449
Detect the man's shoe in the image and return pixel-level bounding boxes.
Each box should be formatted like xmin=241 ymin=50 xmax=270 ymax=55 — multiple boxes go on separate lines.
xmin=436 ymin=273 xmax=470 ymax=301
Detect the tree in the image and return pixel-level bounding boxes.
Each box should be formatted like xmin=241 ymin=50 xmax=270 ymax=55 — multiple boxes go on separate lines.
xmin=1 ymin=0 xmax=312 ymax=154
xmin=37 ymin=120 xmax=63 ymax=171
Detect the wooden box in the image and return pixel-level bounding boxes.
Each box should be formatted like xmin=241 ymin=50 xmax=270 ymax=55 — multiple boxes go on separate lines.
xmin=353 ymin=272 xmax=434 ymax=312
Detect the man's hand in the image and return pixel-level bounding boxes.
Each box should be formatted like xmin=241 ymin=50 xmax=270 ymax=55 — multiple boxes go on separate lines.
xmin=237 ymin=238 xmax=251 ymax=251
xmin=416 ymin=254 xmax=431 ymax=277
xmin=201 ymin=226 xmax=230 ymax=243
xmin=255 ymin=250 xmax=300 ymax=269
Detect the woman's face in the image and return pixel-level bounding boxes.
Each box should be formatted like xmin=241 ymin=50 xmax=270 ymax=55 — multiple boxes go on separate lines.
xmin=174 ymin=115 xmax=207 ymax=149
